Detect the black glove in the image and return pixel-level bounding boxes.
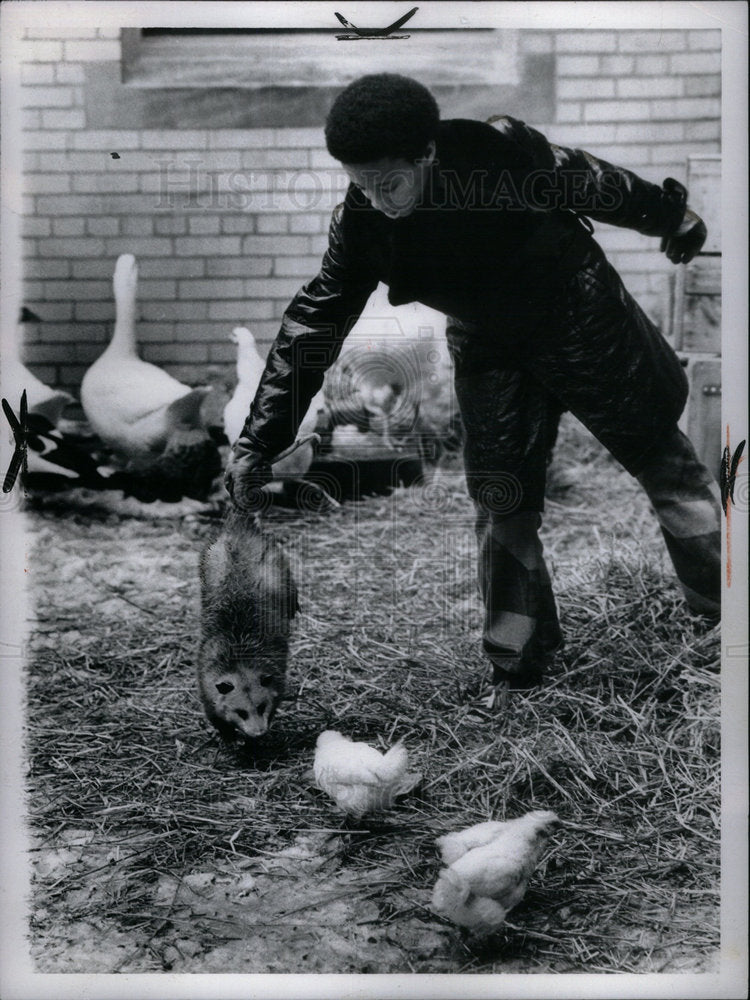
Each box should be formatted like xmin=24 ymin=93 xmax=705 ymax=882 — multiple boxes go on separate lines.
xmin=224 ymin=440 xmax=273 ymax=510
xmin=660 ymin=207 xmax=707 ymax=264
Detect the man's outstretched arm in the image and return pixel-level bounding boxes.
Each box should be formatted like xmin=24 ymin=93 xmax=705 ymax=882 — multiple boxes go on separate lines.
xmin=225 ymin=203 xmax=377 ymax=507
xmin=491 ymin=115 xmax=707 ymax=262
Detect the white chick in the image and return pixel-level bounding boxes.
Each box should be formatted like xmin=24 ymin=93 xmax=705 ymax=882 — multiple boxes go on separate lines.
xmin=313 ymin=730 xmax=417 ymax=819
xmin=436 ymin=820 xmax=510 ymax=866
xmin=431 ymin=810 xmax=559 ymax=934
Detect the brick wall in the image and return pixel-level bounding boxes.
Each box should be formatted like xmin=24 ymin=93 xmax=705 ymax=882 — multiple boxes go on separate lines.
xmin=16 ymin=26 xmax=720 ymax=392
xmin=522 ymin=28 xmax=720 ymax=334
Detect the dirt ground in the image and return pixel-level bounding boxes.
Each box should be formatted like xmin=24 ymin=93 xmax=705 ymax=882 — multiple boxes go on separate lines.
xmin=20 ymin=419 xmax=722 ymax=976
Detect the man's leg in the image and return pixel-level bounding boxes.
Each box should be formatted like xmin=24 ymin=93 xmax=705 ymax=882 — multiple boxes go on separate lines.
xmin=475 ymin=508 xmax=562 ymax=686
xmin=525 ymin=242 xmax=719 ymax=621
xmin=636 ymin=426 xmax=721 ymax=619
xmin=447 ymin=334 xmax=563 ymax=687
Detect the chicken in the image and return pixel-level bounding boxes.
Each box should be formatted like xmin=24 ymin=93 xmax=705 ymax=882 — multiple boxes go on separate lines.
xmin=198 ymin=366 xmax=234 ymax=446
xmin=222 ymin=327 xmax=266 ymax=446
xmin=80 ymin=254 xmax=221 ymax=501
xmin=431 ymin=810 xmax=559 ymax=934
xmin=326 ymin=422 xmax=397 ymax=458
xmin=352 ymin=377 xmax=403 ymax=449
xmin=270 ymin=387 xmax=326 ymax=479
xmin=435 ymin=819 xmax=511 ymax=866
xmin=325 ymin=350 xmax=419 ymax=451
xmin=313 ymin=730 xmax=419 ymax=819
xmin=223 ymin=326 xmax=326 ymax=482
xmin=323 ymin=289 xmax=460 ymax=464
xmin=118 ymin=399 xmax=221 ymax=502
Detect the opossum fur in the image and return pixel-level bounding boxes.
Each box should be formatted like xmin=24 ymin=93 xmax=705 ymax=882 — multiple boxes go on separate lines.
xmin=198 ymin=508 xmax=298 ymax=739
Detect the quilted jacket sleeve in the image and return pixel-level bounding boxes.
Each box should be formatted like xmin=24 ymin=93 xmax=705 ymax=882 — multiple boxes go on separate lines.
xmin=489 ymin=116 xmax=688 ymax=237
xmin=238 ymin=202 xmax=378 ymax=457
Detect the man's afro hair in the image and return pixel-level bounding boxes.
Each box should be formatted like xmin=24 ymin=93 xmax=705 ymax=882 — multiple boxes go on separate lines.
xmin=325 ymin=74 xmax=440 ymax=164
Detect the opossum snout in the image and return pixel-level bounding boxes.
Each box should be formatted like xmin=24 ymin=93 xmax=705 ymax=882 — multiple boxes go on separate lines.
xmin=238 ymin=705 xmax=276 ymax=738
xmin=234 ymin=707 xmax=271 ymax=738
xmin=201 ymin=664 xmax=283 ymax=740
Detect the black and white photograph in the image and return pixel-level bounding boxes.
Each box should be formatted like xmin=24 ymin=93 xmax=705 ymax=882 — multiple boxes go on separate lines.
xmin=0 ymin=2 xmax=747 ymax=997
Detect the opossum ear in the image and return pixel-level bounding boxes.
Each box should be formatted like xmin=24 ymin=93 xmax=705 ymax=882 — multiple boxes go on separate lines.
xmin=216 ymin=681 xmax=235 ymax=694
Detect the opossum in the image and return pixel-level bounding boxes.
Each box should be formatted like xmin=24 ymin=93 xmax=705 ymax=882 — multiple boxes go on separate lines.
xmin=198 ymin=507 xmax=298 ymax=739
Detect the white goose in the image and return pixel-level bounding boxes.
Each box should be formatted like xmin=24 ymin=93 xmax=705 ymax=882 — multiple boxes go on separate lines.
xmin=2 ymin=308 xmax=75 ymax=425
xmin=81 ymin=254 xmax=208 ymax=456
xmin=80 ymin=254 xmax=220 ymax=502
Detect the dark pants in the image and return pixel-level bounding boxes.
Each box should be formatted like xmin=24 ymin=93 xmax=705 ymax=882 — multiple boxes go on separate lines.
xmin=448 ymin=247 xmax=721 ymax=683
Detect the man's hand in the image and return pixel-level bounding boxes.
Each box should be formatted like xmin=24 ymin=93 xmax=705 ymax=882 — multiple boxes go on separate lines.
xmin=224 ymin=442 xmax=273 ymax=510
xmin=660 ymin=208 xmax=707 ymax=265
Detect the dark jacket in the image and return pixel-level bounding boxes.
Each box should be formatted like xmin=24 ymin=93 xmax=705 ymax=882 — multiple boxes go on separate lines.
xmin=239 ymin=116 xmax=689 ymax=468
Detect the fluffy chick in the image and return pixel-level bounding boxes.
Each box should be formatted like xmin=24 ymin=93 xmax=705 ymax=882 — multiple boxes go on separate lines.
xmin=313 ymin=730 xmax=417 ymax=819
xmin=436 ymin=820 xmax=510 ymax=866
xmin=431 ymin=810 xmax=559 ymax=934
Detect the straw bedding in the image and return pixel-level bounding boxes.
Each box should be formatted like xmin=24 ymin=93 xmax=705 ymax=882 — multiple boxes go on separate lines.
xmin=23 ymin=414 xmax=719 ymax=973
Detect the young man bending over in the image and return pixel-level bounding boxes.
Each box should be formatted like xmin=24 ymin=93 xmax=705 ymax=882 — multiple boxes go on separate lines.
xmin=226 ymin=74 xmax=719 ymax=690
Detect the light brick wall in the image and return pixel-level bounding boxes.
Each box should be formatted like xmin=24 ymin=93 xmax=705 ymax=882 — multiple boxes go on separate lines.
xmin=522 ymin=28 xmax=720 ymax=330
xmin=18 ymin=27 xmax=720 ymax=392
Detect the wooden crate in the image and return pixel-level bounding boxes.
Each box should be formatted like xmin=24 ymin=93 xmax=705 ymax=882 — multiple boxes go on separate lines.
xmin=678 ymin=354 xmax=722 ymax=477
xmin=684 ymin=156 xmax=721 ymax=254
xmin=671 ymin=256 xmax=721 ymax=354
xmin=672 ymin=156 xmax=721 ymax=476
